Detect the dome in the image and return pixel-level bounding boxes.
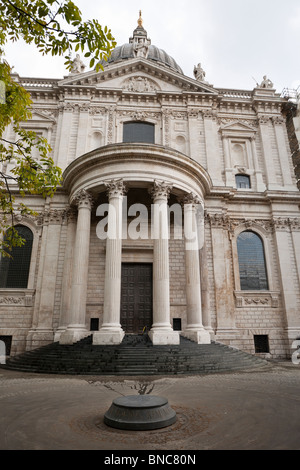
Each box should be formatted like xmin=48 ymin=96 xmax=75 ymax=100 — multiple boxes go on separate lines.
xmin=100 ymin=12 xmax=183 ymax=75
xmin=103 ymin=43 xmax=184 ymax=75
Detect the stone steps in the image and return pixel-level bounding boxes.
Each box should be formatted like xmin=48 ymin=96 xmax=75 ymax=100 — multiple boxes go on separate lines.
xmin=1 ymin=335 xmax=270 ymax=376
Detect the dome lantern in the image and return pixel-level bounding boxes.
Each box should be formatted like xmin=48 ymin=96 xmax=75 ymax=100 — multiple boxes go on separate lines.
xmin=99 ymin=12 xmax=184 ymax=75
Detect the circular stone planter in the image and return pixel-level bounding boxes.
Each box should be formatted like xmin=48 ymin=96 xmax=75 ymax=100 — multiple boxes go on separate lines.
xmin=104 ymin=395 xmax=177 ymax=431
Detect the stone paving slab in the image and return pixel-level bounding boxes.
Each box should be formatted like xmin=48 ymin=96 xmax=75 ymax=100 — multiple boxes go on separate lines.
xmin=0 ymin=362 xmax=300 ymax=450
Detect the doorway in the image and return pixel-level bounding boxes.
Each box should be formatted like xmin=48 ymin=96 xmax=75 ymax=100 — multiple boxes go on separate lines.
xmin=121 ymin=263 xmax=153 ymax=334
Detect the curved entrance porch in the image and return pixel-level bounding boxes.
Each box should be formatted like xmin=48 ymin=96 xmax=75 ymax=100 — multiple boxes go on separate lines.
xmin=59 ymin=143 xmax=212 ymax=346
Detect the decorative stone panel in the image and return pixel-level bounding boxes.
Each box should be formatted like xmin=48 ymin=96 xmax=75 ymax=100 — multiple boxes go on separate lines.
xmin=234 ymin=291 xmax=280 ymax=308
xmin=0 ymin=289 xmax=35 ymax=307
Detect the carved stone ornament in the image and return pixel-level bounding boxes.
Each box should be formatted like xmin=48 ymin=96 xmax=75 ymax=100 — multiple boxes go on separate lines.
xmin=123 ymin=76 xmax=159 ymax=93
xmin=181 ymin=192 xmax=202 ymax=208
xmin=71 ymin=189 xmax=94 ymax=209
xmin=149 ymin=181 xmax=173 ymax=201
xmin=41 ymin=209 xmax=67 ymax=225
xmin=105 ymin=180 xmax=128 ymax=199
xmin=234 ymin=291 xmax=280 ymax=309
xmin=272 ymin=217 xmax=300 ymax=231
xmin=0 ymin=290 xmax=35 ymax=307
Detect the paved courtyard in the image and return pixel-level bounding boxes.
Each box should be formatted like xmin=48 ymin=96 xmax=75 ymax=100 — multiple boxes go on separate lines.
xmin=0 ymin=361 xmax=299 ymax=451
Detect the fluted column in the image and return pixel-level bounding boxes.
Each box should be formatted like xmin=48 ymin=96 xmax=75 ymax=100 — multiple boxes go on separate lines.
xmin=182 ymin=194 xmax=210 ymax=344
xmin=93 ymin=180 xmax=127 ymax=345
xmin=149 ymin=181 xmax=180 ymax=345
xmin=59 ymin=190 xmax=93 ymax=344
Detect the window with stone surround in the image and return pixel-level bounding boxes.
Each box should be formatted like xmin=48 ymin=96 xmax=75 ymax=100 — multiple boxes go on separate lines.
xmin=123 ymin=122 xmax=155 ymax=144
xmin=236 ymin=174 xmax=251 ymax=189
xmin=0 ymin=225 xmax=33 ymax=289
xmin=237 ymin=231 xmax=269 ymax=291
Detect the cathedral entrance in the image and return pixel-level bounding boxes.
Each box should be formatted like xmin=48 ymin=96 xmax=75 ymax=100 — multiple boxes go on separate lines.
xmin=121 ymin=263 xmax=153 ymax=334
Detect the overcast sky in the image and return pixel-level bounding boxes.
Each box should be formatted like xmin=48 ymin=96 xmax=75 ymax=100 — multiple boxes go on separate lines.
xmin=4 ymin=0 xmax=300 ymax=93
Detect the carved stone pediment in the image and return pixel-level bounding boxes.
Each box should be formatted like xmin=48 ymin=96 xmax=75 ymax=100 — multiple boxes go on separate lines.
xmin=122 ymin=76 xmax=160 ymax=93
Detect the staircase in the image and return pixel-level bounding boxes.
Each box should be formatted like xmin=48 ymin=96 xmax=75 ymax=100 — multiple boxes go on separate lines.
xmin=1 ymin=335 xmax=270 ymax=376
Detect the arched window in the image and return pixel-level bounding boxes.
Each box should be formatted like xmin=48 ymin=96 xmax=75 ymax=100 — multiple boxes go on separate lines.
xmin=123 ymin=122 xmax=155 ymax=144
xmin=237 ymin=231 xmax=268 ymax=291
xmin=0 ymin=225 xmax=33 ymax=288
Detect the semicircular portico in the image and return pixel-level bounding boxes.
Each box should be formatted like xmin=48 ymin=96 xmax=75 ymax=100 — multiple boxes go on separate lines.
xmin=62 ymin=143 xmax=212 ymax=204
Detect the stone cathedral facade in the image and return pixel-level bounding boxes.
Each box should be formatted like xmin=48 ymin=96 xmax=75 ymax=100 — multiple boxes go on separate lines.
xmin=1 ymin=16 xmax=300 ymax=359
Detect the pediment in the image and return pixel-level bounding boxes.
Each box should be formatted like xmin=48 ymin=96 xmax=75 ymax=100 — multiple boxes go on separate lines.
xmin=30 ymin=109 xmax=57 ymax=124
xmin=220 ymin=120 xmax=257 ymax=136
xmin=59 ymin=58 xmax=218 ymax=95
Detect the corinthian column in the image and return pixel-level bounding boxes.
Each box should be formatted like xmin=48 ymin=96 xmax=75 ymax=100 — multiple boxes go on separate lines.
xmin=93 ymin=180 xmax=127 ymax=345
xmin=59 ymin=189 xmax=93 ymax=345
xmin=182 ymin=194 xmax=210 ymax=344
xmin=149 ymin=181 xmax=180 ymax=345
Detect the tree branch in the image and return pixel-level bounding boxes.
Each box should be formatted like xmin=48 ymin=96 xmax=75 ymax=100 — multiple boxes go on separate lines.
xmin=5 ymin=0 xmax=83 ymax=38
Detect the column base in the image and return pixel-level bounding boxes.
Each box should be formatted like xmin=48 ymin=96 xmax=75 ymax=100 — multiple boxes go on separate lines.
xmin=59 ymin=325 xmax=90 ymax=345
xmin=54 ymin=327 xmax=67 ymax=343
xmin=182 ymin=328 xmax=211 ymax=345
xmin=93 ymin=328 xmax=125 ymax=345
xmin=26 ymin=328 xmax=54 ymax=351
xmin=148 ymin=329 xmax=180 ymax=345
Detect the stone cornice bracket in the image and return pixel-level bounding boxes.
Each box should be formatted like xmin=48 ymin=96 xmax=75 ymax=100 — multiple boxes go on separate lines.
xmin=71 ymin=189 xmax=94 ymax=210
xmin=104 ymin=179 xmax=128 ymax=199
xmin=149 ymin=180 xmax=173 ymax=201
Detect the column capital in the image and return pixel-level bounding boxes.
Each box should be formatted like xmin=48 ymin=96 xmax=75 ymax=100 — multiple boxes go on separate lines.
xmin=150 ymin=180 xmax=173 ymax=202
xmin=71 ymin=189 xmax=94 ymax=210
xmin=181 ymin=192 xmax=202 ymax=209
xmin=105 ymin=179 xmax=127 ymax=199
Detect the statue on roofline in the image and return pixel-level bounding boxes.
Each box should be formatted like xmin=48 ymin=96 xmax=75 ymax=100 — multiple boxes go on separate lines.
xmin=194 ymin=63 xmax=207 ymax=83
xmin=70 ymin=54 xmax=86 ymax=74
xmin=259 ymin=75 xmax=274 ymax=89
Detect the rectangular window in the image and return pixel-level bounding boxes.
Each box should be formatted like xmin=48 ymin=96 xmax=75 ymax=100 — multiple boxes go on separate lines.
xmin=90 ymin=318 xmax=100 ymax=332
xmin=236 ymin=175 xmax=251 ymax=189
xmin=254 ymin=335 xmax=270 ymax=353
xmin=123 ymin=122 xmax=155 ymax=144
xmin=173 ymin=318 xmax=182 ymax=331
